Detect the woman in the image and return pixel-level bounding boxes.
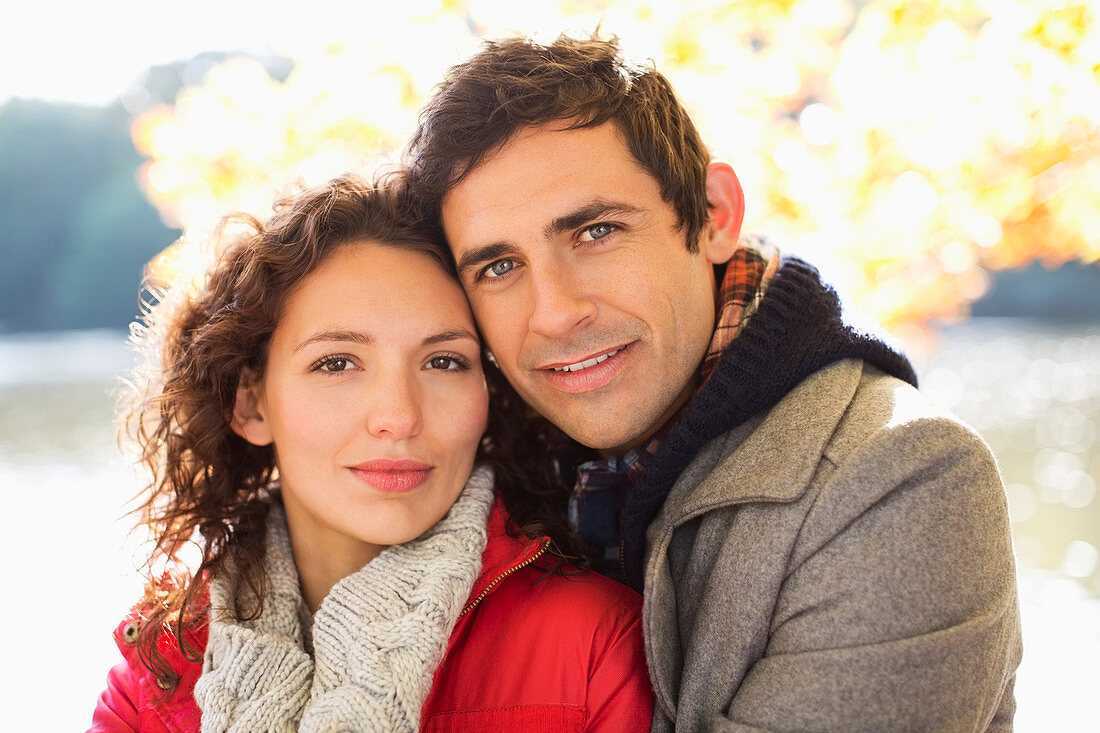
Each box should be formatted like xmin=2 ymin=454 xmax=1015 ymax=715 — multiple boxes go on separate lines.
xmin=89 ymin=174 xmax=652 ymax=731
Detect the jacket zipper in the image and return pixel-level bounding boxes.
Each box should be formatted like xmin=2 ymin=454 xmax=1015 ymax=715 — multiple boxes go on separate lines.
xmin=618 ymin=538 xmax=627 ymax=582
xmin=459 ymin=539 xmax=550 ymax=617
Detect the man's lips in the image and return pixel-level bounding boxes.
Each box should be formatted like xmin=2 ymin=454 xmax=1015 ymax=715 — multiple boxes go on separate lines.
xmin=538 ymin=343 xmax=633 ymax=394
xmin=547 ymin=347 xmax=624 ymax=373
xmin=348 ymin=459 xmax=433 ymax=493
xmin=540 ymin=344 xmax=629 ymax=372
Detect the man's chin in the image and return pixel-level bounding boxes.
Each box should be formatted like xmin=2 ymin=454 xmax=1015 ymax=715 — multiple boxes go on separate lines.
xmin=556 ymin=418 xmax=655 ymax=456
xmin=539 ymin=388 xmax=691 ymax=455
xmin=519 ymin=383 xmax=669 ymax=454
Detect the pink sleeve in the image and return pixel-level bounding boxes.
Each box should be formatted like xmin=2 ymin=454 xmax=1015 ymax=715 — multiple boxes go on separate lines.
xmin=586 ymin=613 xmax=654 ymax=732
xmin=87 ymin=661 xmax=141 ymax=732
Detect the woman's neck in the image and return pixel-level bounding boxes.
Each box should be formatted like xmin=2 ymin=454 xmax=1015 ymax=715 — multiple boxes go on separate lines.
xmin=280 ymin=494 xmax=386 ymax=613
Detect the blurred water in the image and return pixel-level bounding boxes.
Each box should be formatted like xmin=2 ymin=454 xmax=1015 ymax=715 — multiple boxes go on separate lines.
xmin=1 ymin=324 xmax=1097 ymax=730
xmin=917 ymin=319 xmax=1100 ymax=732
xmin=919 ymin=320 xmax=1100 ymax=598
xmin=0 ymin=331 xmax=148 ymax=729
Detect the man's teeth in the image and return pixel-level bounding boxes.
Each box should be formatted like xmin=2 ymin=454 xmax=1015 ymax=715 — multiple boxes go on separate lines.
xmin=553 ymin=349 xmax=621 ymax=373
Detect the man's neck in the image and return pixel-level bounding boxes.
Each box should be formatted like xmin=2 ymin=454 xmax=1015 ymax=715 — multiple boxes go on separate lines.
xmin=597 ymin=372 xmax=700 ymax=458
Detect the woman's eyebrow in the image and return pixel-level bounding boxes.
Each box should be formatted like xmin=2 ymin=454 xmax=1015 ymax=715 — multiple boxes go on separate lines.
xmin=422 ymin=328 xmax=479 ymax=347
xmin=293 ymin=328 xmax=478 ymax=352
xmin=293 ymin=329 xmax=374 ymax=353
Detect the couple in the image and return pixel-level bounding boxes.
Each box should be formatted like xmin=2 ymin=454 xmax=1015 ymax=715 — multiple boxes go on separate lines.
xmin=91 ymin=36 xmax=1021 ymax=732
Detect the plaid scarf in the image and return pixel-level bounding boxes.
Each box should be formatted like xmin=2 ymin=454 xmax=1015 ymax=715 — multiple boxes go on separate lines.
xmin=569 ymin=236 xmax=780 ymax=579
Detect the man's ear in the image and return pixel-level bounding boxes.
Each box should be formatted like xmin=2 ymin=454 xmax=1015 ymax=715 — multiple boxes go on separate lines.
xmin=230 ymin=370 xmax=273 ymax=447
xmin=699 ymin=161 xmax=746 ymax=265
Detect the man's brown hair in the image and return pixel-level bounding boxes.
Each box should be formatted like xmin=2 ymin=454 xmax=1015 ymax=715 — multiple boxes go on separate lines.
xmin=406 ymin=34 xmax=713 ymax=251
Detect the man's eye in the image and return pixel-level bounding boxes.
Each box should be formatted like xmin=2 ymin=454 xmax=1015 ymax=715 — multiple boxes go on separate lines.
xmin=483 ymin=259 xmax=516 ymax=279
xmin=580 ymin=223 xmax=616 ymax=242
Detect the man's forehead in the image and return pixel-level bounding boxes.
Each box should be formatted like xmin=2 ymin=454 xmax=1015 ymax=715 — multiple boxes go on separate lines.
xmin=441 ymin=121 xmax=651 ymax=234
xmin=442 ymin=121 xmax=576 ymax=209
xmin=448 ymin=120 xmax=635 ymax=189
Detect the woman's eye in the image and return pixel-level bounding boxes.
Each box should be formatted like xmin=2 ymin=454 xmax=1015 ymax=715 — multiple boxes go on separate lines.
xmin=427 ymin=356 xmax=466 ymax=371
xmin=581 ymin=223 xmax=615 ymax=241
xmin=316 ymin=356 xmax=354 ymax=373
xmin=483 ymin=259 xmax=516 ymax=279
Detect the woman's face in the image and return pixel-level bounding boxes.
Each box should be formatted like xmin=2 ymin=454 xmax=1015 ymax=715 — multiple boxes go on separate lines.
xmin=234 ymin=241 xmax=488 ymax=565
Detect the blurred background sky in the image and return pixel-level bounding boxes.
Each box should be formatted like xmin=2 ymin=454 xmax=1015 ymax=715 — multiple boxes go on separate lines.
xmin=0 ymin=0 xmax=1097 ymax=729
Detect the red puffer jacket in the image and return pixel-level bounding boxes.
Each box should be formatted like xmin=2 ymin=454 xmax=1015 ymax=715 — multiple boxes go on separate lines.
xmin=89 ymin=498 xmax=653 ymax=731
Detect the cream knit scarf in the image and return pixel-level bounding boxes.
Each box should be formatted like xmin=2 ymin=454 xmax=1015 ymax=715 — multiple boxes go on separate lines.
xmin=194 ymin=466 xmax=496 ymax=732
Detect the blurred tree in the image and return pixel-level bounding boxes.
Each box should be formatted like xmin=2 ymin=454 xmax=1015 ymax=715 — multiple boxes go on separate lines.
xmin=129 ymin=0 xmax=1099 ymax=338
xmin=972 ymin=261 xmax=1100 ymax=321
xmin=46 ymin=173 xmax=175 ymax=329
xmin=121 ymin=51 xmax=293 ymax=114
xmin=0 ymin=51 xmax=293 ymax=333
xmin=0 ymin=99 xmax=177 ymax=332
xmin=2 ymin=2 xmax=1095 ymax=335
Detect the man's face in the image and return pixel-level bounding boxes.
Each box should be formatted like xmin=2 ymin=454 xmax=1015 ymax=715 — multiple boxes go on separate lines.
xmin=441 ymin=122 xmax=730 ymax=454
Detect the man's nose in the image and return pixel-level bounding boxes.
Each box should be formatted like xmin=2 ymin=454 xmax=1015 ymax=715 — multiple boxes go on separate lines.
xmin=527 ymin=261 xmax=597 ymax=339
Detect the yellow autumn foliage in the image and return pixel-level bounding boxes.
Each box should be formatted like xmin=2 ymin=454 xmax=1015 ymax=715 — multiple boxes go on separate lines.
xmin=133 ymin=0 xmax=1099 ymax=333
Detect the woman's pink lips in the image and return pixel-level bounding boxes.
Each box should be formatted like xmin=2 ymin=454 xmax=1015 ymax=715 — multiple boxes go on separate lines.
xmin=348 ymin=459 xmax=433 ymax=493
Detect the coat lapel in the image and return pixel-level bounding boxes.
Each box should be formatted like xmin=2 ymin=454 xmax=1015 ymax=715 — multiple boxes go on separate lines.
xmin=642 ymin=359 xmax=866 ymax=722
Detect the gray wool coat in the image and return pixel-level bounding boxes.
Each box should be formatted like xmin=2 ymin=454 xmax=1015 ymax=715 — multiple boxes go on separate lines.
xmin=644 ymin=359 xmax=1022 ymax=732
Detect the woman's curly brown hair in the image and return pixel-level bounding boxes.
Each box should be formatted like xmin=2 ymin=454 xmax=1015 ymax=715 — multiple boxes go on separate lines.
xmin=121 ymin=172 xmax=585 ymax=692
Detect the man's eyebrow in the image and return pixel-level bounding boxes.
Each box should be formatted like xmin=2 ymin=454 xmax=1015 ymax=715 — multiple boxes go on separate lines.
xmin=293 ymin=329 xmax=374 ymax=353
xmin=455 ymin=242 xmax=518 ymax=279
xmin=422 ymin=328 xmax=479 ymax=347
xmin=455 ymin=200 xmax=647 ymax=278
xmin=543 ymin=200 xmax=647 ymax=240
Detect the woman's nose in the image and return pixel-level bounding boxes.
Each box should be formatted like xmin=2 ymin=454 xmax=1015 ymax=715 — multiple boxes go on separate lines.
xmin=365 ymin=371 xmax=422 ymax=440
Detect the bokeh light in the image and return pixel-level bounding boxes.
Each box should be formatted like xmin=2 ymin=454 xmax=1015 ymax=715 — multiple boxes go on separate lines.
xmin=4 ymin=2 xmax=1097 ymax=728
xmin=130 ymin=0 xmax=1099 ymax=335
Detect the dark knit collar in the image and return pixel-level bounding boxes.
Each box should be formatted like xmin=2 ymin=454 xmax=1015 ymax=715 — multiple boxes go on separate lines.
xmin=618 ymin=256 xmax=917 ymax=590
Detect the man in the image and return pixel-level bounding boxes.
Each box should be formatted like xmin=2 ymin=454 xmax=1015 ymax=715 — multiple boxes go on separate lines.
xmin=406 ymin=36 xmax=1021 ymax=731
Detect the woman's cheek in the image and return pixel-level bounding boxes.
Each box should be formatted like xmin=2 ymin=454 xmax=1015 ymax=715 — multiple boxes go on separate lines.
xmin=444 ymin=383 xmax=489 ymax=454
